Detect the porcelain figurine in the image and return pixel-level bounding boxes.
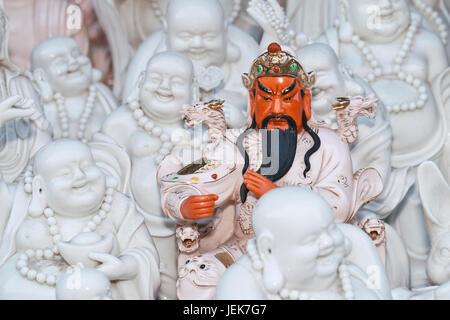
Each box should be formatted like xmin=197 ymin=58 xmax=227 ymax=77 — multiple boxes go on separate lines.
xmin=177 ymin=244 xmax=242 ymax=300
xmin=0 ymin=139 xmax=161 ymax=300
xmin=101 ymin=51 xmax=199 ymax=300
xmin=418 ymin=161 xmax=450 ymax=286
xmin=385 ymin=160 xmax=450 ymax=299
xmin=318 ymin=0 xmax=449 ymax=288
xmin=296 ymin=43 xmax=413 ymax=288
xmin=158 ymin=43 xmax=383 ymax=298
xmin=0 ymin=2 xmax=52 ymax=185
xmin=30 ymin=37 xmax=118 ymax=143
xmin=216 ymin=186 xmax=390 ymax=300
xmin=4 ymin=0 xmax=113 ymax=87
xmin=121 ymin=0 xmax=260 ymax=128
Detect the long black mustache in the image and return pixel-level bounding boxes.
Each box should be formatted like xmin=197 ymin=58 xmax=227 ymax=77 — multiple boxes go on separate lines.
xmin=236 ymin=111 xmax=321 ymax=203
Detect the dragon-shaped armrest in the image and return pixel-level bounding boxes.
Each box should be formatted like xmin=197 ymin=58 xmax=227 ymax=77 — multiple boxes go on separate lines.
xmin=333 ymin=94 xmax=378 ymax=145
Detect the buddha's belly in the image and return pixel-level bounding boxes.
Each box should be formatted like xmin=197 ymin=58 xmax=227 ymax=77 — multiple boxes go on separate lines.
xmin=0 ymin=254 xmax=55 ymax=300
xmin=131 ymin=158 xmax=162 ymax=218
xmin=372 ymin=80 xmax=440 ymax=157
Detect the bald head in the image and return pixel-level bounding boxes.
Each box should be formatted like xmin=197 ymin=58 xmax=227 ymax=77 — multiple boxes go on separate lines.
xmin=32 ymin=139 xmax=106 ymax=218
xmin=31 ymin=37 xmax=78 ymax=70
xmin=33 ymin=139 xmax=92 ymax=177
xmin=140 ymin=51 xmax=194 ymax=121
xmin=253 ymin=186 xmax=334 ymax=237
xmin=31 ymin=36 xmax=92 ymax=96
xmin=297 ymin=43 xmax=340 ymax=74
xmin=165 ymin=0 xmax=227 ymax=68
xmin=145 ymin=51 xmax=193 ymax=80
xmin=166 ymin=0 xmax=225 ymax=23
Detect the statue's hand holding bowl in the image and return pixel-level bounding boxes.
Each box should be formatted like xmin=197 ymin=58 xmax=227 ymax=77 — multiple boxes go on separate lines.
xmin=88 ymin=252 xmax=138 ymax=281
xmin=180 ymin=194 xmax=219 ymax=220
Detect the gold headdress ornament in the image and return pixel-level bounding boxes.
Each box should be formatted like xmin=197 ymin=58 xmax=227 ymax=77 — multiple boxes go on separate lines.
xmin=242 ymin=42 xmax=316 ymax=90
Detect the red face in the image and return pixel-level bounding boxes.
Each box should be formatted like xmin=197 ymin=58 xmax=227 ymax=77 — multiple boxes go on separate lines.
xmin=249 ymin=76 xmax=311 ymax=133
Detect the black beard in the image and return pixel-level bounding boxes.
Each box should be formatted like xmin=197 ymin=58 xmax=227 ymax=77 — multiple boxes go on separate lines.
xmin=258 ymin=115 xmax=298 ymax=182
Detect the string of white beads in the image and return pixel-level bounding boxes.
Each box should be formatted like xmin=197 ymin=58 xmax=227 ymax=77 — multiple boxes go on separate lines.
xmin=251 ymin=0 xmax=290 ymax=45
xmin=412 ymin=0 xmax=448 ymax=45
xmin=346 ymin=16 xmax=428 ymax=113
xmin=23 ymin=165 xmax=33 ymax=193
xmin=54 ymin=85 xmax=97 ymax=143
xmin=247 ymin=239 xmax=355 ymax=300
xmin=16 ymin=249 xmax=59 ymax=286
xmin=229 ymin=0 xmax=242 ymax=24
xmin=126 ymin=97 xmax=174 ymax=165
xmin=150 ymin=0 xmax=164 ymax=23
xmin=17 ymin=182 xmax=115 ymax=286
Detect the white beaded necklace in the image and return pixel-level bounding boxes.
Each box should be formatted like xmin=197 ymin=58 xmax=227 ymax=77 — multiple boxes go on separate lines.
xmin=126 ymin=97 xmax=174 ymax=165
xmin=228 ymin=0 xmax=242 ymax=24
xmin=53 ymin=85 xmax=97 ymax=143
xmin=246 ymin=238 xmax=355 ymax=300
xmin=150 ymin=0 xmax=164 ymax=24
xmin=17 ymin=178 xmax=115 ymax=287
xmin=342 ymin=16 xmax=429 ymax=114
xmin=412 ymin=0 xmax=448 ymax=45
xmin=250 ymin=0 xmax=290 ymax=45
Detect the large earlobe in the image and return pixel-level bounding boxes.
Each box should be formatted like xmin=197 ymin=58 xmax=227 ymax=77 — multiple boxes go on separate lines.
xmin=338 ymin=0 xmax=354 ymax=42
xmin=32 ymin=68 xmax=53 ymax=103
xmin=28 ymin=176 xmax=47 ymax=217
xmin=137 ymin=71 xmax=146 ymax=89
xmin=257 ymin=233 xmax=284 ymax=294
xmin=344 ymin=236 xmax=352 ymax=257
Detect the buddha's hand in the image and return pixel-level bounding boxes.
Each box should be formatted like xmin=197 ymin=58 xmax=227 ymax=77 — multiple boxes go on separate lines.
xmin=0 ymin=96 xmax=35 ymax=127
xmin=180 ymin=194 xmax=219 ymax=220
xmin=89 ymin=253 xmax=138 ymax=281
xmin=243 ymin=170 xmax=277 ymax=198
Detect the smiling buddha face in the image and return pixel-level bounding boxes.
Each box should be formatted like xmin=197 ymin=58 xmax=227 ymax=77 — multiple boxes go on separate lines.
xmin=139 ymin=51 xmax=194 ymax=123
xmin=33 ymin=139 xmax=106 ymax=218
xmin=31 ymin=37 xmax=93 ymax=97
